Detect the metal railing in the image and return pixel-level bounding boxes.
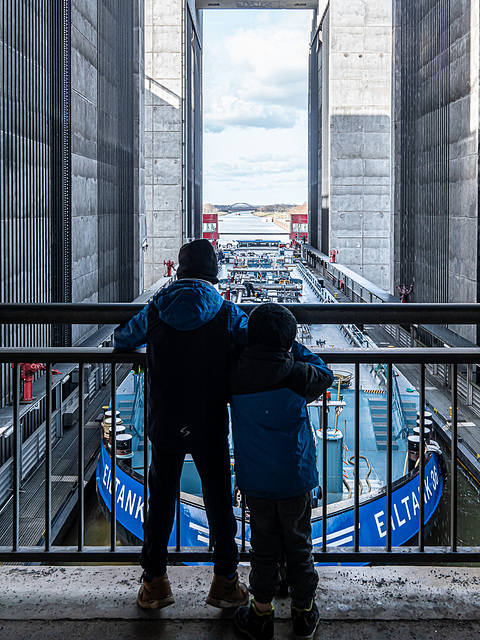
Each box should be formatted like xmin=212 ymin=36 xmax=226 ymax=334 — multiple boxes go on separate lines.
xmin=1 ymin=303 xmax=480 ymax=564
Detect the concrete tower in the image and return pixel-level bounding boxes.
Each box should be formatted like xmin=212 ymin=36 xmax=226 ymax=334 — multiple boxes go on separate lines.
xmin=309 ymin=0 xmax=392 ymax=291
xmin=144 ymin=0 xmax=202 ymax=289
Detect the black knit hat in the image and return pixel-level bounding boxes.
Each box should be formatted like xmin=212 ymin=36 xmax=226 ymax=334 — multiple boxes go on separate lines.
xmin=248 ymin=303 xmax=297 ymax=349
xmin=177 ymin=239 xmax=218 ymax=284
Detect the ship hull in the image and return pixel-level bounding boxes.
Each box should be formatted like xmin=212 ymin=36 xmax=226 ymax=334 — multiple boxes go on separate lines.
xmin=96 ymin=441 xmax=444 ymax=560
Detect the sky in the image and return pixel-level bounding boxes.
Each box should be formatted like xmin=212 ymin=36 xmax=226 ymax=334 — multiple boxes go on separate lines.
xmin=203 ymin=9 xmax=312 ymax=206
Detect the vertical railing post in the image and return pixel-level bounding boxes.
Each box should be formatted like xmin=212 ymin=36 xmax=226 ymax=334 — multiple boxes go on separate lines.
xmin=241 ymin=493 xmax=246 ymax=553
xmin=451 ymin=363 xmax=458 ymax=553
xmin=45 ymin=363 xmax=52 ymax=551
xmin=322 ymin=389 xmax=328 ymax=552
xmin=176 ymin=482 xmax=181 ymax=551
xmin=354 ymin=362 xmax=360 ymax=552
xmin=386 ymin=363 xmax=393 ymax=552
xmin=467 ymin=363 xmax=473 ymax=406
xmin=419 ymin=364 xmax=425 ymax=551
xmin=143 ymin=362 xmax=149 ymax=544
xmin=13 ymin=363 xmax=20 ymax=551
xmin=78 ymin=363 xmax=85 ymax=551
xmin=110 ymin=364 xmax=117 ymax=551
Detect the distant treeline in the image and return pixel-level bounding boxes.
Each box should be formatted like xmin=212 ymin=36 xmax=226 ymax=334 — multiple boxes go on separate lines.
xmin=203 ymin=203 xmax=298 ymax=213
xmin=256 ymin=204 xmax=296 ymax=213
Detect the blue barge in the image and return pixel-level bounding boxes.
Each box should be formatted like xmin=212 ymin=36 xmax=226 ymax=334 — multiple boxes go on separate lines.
xmin=96 ymin=252 xmax=445 ymax=558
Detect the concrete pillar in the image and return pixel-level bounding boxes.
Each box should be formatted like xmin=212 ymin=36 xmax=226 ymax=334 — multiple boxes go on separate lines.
xmin=144 ymin=0 xmax=185 ymax=289
xmin=312 ymin=0 xmax=392 ymax=292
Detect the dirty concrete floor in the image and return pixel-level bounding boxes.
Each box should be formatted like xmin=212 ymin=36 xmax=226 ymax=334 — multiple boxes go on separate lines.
xmin=2 ymin=565 xmax=480 ymax=639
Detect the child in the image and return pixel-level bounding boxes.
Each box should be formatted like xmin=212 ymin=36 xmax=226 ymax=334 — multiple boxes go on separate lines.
xmin=229 ymin=303 xmax=334 ymax=640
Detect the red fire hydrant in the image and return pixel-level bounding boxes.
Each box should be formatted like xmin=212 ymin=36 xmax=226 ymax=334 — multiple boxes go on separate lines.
xmin=12 ymin=363 xmax=62 ymax=402
xmin=329 ymin=249 xmax=338 ymax=263
xmin=163 ymin=260 xmax=176 ymax=277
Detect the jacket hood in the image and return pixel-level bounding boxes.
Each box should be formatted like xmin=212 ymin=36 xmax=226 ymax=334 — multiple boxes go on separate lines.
xmin=154 ymin=280 xmax=223 ymax=330
xmin=237 ymin=345 xmax=295 ymax=389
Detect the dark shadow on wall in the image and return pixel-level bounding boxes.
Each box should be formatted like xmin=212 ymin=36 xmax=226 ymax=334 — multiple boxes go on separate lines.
xmin=314 ymin=113 xmax=392 ymax=293
xmin=394 ymin=0 xmax=476 ymax=314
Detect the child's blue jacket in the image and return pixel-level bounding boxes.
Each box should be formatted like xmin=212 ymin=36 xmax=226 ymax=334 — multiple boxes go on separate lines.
xmin=229 ymin=342 xmax=334 ymax=499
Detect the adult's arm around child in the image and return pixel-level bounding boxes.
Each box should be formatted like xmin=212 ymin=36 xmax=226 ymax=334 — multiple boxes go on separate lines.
xmin=113 ymin=305 xmax=149 ymax=350
xmin=225 ymin=301 xmax=249 ymax=349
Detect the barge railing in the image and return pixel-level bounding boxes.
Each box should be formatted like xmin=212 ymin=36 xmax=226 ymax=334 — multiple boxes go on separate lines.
xmin=0 ymin=303 xmax=479 ymax=564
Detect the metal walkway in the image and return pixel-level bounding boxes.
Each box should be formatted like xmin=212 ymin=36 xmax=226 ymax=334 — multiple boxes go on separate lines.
xmin=0 ymin=366 xmax=130 ymax=549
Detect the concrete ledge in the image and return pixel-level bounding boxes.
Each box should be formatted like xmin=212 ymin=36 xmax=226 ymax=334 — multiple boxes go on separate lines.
xmin=2 ymin=566 xmax=480 ymax=639
xmin=2 ymin=619 xmax=480 ymax=640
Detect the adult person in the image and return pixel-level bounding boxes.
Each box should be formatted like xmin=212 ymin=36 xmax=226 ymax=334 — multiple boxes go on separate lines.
xmin=114 ymin=239 xmax=249 ymax=610
xmin=229 ymin=303 xmax=334 ymax=640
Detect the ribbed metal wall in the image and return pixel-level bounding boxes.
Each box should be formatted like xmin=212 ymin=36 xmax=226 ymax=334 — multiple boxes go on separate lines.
xmin=97 ymin=0 xmax=135 ymax=302
xmin=398 ymin=0 xmax=450 ymax=302
xmin=0 ymin=1 xmax=69 ymax=406
xmin=185 ymin=3 xmax=203 ymax=241
xmin=308 ymin=10 xmax=319 ymax=249
xmin=52 ymin=0 xmax=72 ymax=346
xmin=320 ymin=8 xmax=330 ymax=255
xmin=308 ymin=6 xmax=330 ymax=255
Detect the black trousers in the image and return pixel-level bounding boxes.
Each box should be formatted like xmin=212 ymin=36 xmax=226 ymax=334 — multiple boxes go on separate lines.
xmin=246 ymin=493 xmax=318 ymax=608
xmin=140 ymin=440 xmax=239 ymax=577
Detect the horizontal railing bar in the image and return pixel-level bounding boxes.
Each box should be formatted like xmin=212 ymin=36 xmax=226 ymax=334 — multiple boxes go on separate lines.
xmin=313 ymin=348 xmax=480 ymax=364
xmin=273 ymin=303 xmax=480 ymax=325
xmin=0 ymin=347 xmax=480 ymax=365
xmin=1 ymin=546 xmax=480 ymax=564
xmin=4 ymin=302 xmax=480 ymax=325
xmin=0 ymin=348 xmax=146 ymax=364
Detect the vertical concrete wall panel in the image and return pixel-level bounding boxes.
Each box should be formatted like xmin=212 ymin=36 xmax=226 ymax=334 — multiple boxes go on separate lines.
xmin=310 ymin=0 xmax=392 ymax=289
xmin=70 ymin=0 xmax=144 ymax=343
xmin=71 ymin=0 xmax=99 ymax=324
xmin=145 ymin=0 xmax=184 ymax=287
xmin=145 ymin=0 xmax=203 ymax=288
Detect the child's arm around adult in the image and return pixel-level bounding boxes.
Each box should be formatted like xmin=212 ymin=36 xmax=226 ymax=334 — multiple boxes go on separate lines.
xmin=290 ymin=340 xmax=334 ymax=403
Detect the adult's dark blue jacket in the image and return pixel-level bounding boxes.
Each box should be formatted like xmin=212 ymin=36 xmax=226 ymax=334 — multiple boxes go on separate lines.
xmin=114 ymin=279 xmax=248 ymax=453
xmin=229 ymin=342 xmax=334 ymax=499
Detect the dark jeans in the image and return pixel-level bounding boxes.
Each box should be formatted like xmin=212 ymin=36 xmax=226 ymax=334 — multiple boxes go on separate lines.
xmin=140 ymin=440 xmax=239 ymax=577
xmin=247 ymin=493 xmax=318 ymax=608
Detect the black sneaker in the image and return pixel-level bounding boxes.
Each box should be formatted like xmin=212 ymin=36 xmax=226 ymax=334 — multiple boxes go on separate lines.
xmin=235 ymin=601 xmax=274 ymax=640
xmin=291 ymin=600 xmax=319 ymax=639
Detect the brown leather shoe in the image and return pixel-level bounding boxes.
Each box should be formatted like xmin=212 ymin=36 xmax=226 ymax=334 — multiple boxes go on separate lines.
xmin=137 ymin=572 xmax=175 ymax=609
xmin=206 ymin=572 xmax=249 ymax=609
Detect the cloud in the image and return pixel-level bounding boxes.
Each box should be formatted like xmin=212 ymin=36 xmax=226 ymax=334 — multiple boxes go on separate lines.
xmin=202 ymin=10 xmax=311 ymax=204
xmin=204 ymin=10 xmax=309 ymax=132
xmin=206 ymin=151 xmax=306 ymax=184
xmin=204 ymin=98 xmax=298 ymax=132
